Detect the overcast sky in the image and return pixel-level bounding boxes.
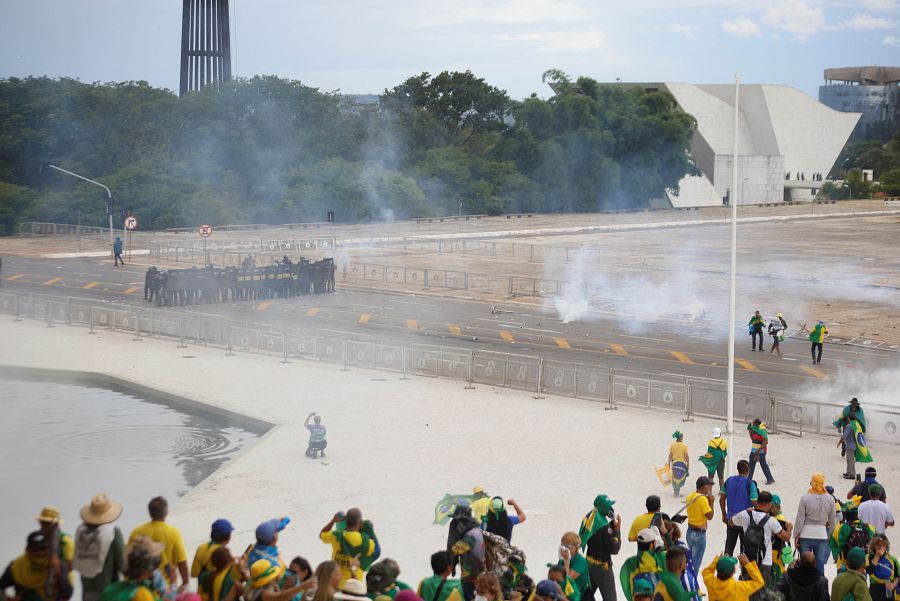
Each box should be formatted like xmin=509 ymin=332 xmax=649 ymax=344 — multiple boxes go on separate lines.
xmin=1 ymin=0 xmax=898 ymax=100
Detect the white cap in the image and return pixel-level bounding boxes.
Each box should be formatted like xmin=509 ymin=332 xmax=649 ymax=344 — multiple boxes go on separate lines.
xmin=637 ymin=526 xmax=664 ymax=547
xmin=712 ymin=427 xmax=722 ymax=437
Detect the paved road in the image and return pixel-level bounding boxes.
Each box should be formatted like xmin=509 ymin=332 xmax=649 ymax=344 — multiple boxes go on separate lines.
xmin=2 ymin=255 xmax=897 ymax=395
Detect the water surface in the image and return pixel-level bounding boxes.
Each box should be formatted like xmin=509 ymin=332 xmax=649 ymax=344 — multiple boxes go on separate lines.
xmin=0 ymin=376 xmax=259 ymax=564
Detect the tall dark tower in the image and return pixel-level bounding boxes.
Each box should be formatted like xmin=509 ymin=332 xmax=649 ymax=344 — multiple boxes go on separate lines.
xmin=179 ymin=0 xmax=232 ymax=96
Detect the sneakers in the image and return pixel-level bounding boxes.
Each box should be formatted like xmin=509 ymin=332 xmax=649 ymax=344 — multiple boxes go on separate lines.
xmin=765 ymin=480 xmax=776 ymax=485
xmin=843 ymin=473 xmax=855 ymax=480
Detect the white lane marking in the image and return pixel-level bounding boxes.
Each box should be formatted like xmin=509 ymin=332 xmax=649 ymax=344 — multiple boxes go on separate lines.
xmin=319 ymin=328 xmax=372 ymax=337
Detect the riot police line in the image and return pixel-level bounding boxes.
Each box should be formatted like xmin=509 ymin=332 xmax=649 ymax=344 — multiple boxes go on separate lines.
xmin=143 ymin=256 xmax=336 ymax=306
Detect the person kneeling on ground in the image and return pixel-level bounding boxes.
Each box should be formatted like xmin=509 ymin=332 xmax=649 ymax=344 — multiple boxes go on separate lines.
xmin=305 ymin=413 xmax=327 ymax=459
xmin=702 ymin=555 xmax=764 ymax=601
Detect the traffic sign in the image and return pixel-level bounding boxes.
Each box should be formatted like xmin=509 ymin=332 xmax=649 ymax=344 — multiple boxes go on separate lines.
xmin=124 ymin=216 xmax=138 ymax=231
xmin=198 ymin=224 xmax=213 ymax=238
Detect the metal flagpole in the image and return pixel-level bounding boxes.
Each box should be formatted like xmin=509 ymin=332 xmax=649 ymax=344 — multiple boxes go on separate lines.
xmin=726 ymin=73 xmax=741 ymax=475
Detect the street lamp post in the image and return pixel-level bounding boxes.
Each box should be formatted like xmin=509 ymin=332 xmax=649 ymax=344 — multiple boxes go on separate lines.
xmin=846 ymin=183 xmax=852 ymax=201
xmin=726 ymin=73 xmax=741 ymax=476
xmin=48 ymin=164 xmax=114 ymax=255
xmin=741 ymin=177 xmax=749 ymax=205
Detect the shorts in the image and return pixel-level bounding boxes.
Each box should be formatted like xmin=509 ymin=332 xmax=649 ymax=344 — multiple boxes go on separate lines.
xmin=307 ymin=441 xmax=327 ymax=450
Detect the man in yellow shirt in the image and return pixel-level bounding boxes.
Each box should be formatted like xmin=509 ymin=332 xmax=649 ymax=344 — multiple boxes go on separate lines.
xmin=702 ymin=554 xmax=764 ymax=601
xmin=668 ymin=432 xmax=690 ymax=498
xmin=320 ymin=509 xmax=378 ymax=586
xmin=628 ymin=496 xmax=667 ymax=543
xmin=191 ymin=518 xmax=235 ymax=600
xmin=128 ymin=496 xmax=189 ymax=592
xmin=470 ymin=487 xmax=491 ymax=524
xmin=684 ymin=477 xmax=715 ymax=579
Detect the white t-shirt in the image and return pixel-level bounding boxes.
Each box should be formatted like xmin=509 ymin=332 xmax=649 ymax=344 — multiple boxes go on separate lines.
xmin=858 ymin=500 xmax=895 ymax=534
xmin=731 ymin=509 xmax=783 ymax=566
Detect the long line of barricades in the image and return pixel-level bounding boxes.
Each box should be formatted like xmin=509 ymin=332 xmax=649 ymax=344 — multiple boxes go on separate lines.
xmin=145 ymin=258 xmax=336 ymax=306
xmin=1 ymin=290 xmax=899 ymax=447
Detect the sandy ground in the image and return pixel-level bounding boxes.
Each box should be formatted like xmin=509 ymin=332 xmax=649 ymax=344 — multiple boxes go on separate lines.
xmin=1 ymin=316 xmax=898 ymax=594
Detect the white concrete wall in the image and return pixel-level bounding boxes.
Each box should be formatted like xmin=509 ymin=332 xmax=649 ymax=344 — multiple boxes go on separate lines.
xmin=661 ymin=83 xmax=860 ymax=207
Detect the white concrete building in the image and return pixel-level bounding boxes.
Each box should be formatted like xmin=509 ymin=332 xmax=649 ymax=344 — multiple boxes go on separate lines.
xmin=552 ymin=82 xmax=862 ymax=207
xmin=658 ymin=83 xmax=860 ymax=207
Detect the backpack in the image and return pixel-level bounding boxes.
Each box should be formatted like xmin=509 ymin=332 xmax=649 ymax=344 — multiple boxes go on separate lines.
xmin=844 ymin=522 xmax=871 ymax=557
xmin=743 ymin=509 xmax=771 ymax=564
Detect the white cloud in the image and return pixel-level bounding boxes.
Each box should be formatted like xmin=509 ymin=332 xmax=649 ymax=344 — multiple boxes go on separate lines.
xmin=404 ymin=0 xmax=590 ymax=27
xmin=843 ymin=12 xmax=898 ymax=28
xmin=859 ymin=0 xmax=898 ymax=11
xmin=721 ymin=16 xmax=763 ymax=37
xmin=762 ymin=0 xmax=828 ymax=40
xmin=670 ymin=23 xmax=701 ymax=39
xmin=488 ymin=28 xmax=607 ymax=54
xmin=883 ymin=34 xmax=900 ymax=44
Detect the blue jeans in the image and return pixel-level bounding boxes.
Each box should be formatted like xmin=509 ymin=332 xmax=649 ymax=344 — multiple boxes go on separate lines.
xmin=748 ymin=451 xmax=774 ymax=483
xmin=798 ymin=537 xmax=830 ymax=574
xmin=685 ymin=527 xmax=707 ymax=577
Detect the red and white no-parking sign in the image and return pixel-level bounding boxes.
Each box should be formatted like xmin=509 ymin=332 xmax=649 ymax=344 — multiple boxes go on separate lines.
xmin=198 ymin=224 xmax=213 ymax=237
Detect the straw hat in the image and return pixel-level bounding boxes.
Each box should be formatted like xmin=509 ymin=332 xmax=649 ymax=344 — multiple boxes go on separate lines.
xmin=80 ymin=493 xmax=123 ymax=526
xmin=35 ymin=506 xmax=63 ymax=525
xmin=127 ymin=535 xmax=164 ymax=558
xmin=335 ymin=579 xmax=369 ymax=601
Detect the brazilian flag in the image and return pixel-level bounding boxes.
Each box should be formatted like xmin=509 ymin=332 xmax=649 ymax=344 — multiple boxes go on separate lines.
xmin=748 ymin=421 xmax=769 ymax=442
xmin=832 ymin=405 xmax=867 ymax=432
xmin=853 ymin=420 xmax=874 ymax=463
xmin=698 ymin=440 xmax=727 ymax=474
xmin=433 ymin=493 xmax=480 ymax=525
xmin=579 ymin=507 xmax=610 ymax=547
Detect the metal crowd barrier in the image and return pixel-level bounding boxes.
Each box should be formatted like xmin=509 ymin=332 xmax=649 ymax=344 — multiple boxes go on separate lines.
xmin=2 ymin=290 xmax=899 ymax=446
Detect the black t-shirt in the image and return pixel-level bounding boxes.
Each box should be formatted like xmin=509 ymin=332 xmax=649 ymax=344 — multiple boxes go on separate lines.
xmin=585 ymin=525 xmax=621 ymax=563
xmin=849 ymin=480 xmax=886 ymax=502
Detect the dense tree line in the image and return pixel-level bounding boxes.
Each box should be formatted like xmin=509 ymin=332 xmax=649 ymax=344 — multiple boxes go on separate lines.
xmin=0 ymin=72 xmax=699 ymax=234
xmin=822 ymin=132 xmax=900 ymax=199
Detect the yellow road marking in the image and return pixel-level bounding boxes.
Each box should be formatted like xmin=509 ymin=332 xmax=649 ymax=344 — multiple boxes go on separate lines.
xmin=6 ymin=274 xmax=26 ymax=281
xmin=82 ymin=281 xmax=98 ymax=289
xmin=735 ymin=358 xmax=760 ymax=371
xmin=670 ymin=351 xmax=694 ymax=364
xmin=554 ymin=337 xmax=571 ymax=349
xmin=44 ymin=277 xmax=62 ymax=285
xmin=256 ymin=301 xmax=272 ymax=311
xmin=500 ymin=330 xmax=515 ymax=342
xmin=359 ymin=313 xmax=371 ymax=324
xmin=305 ymin=307 xmax=319 ymax=317
xmin=124 ymin=286 xmax=139 ymax=294
xmin=609 ymin=343 xmax=629 ymax=356
xmin=800 ymin=366 xmax=827 ymax=379
xmin=449 ymin=324 xmax=462 ymax=335
xmin=406 ymin=319 xmax=417 ymax=330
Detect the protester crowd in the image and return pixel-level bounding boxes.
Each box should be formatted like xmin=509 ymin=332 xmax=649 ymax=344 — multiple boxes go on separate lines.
xmin=746 ymin=310 xmax=828 ymax=365
xmin=2 ymin=401 xmax=893 ymax=601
